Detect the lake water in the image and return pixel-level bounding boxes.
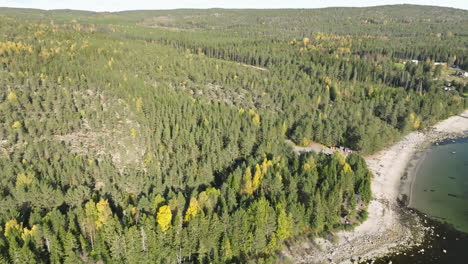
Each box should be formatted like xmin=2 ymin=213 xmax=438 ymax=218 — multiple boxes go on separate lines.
xmin=372 ymin=138 xmax=468 ymax=264
xmin=410 ymin=137 xmax=468 ymax=233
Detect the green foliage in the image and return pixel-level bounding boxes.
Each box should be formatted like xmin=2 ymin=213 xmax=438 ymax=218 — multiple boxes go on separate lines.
xmin=276 ymin=204 xmax=292 ymax=240
xmin=0 ymin=5 xmax=465 ymax=263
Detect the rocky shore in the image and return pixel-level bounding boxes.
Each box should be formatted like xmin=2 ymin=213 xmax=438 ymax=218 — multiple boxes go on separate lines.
xmin=281 ymin=110 xmax=468 ymax=264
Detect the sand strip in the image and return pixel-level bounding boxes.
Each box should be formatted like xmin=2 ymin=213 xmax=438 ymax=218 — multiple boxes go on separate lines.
xmin=282 ymin=110 xmax=468 ymax=264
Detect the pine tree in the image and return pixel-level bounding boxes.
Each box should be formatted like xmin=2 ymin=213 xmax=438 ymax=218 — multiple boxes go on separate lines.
xmin=276 ymin=204 xmax=292 ymax=240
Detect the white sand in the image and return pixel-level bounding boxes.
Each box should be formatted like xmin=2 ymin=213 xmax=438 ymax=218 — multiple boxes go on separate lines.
xmin=283 ymin=110 xmax=468 ymax=263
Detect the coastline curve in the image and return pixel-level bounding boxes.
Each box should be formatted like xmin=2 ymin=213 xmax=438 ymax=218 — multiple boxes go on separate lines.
xmin=282 ymin=110 xmax=468 ymax=264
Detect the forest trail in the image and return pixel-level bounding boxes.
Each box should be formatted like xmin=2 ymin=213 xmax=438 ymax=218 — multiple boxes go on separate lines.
xmin=285 ymin=140 xmax=353 ymax=156
xmin=239 ymin=63 xmax=268 ymax=71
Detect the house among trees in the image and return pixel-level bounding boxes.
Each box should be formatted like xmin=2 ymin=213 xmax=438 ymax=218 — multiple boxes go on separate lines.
xmin=403 ymin=59 xmax=419 ymax=65
xmin=444 ymin=86 xmax=454 ymax=91
xmin=444 ymin=82 xmax=454 ymax=91
xmin=456 ymin=71 xmax=468 ymax=77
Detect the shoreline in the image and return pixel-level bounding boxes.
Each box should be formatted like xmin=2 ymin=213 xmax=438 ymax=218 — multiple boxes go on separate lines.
xmin=282 ymin=110 xmax=468 ymax=264
xmin=401 ymin=112 xmax=468 ymax=208
xmin=406 ymin=149 xmax=427 ymax=207
xmin=404 ymin=137 xmax=467 ymax=208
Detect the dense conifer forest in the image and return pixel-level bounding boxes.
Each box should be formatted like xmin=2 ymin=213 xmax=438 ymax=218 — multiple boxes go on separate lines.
xmin=0 ymin=5 xmax=466 ymax=263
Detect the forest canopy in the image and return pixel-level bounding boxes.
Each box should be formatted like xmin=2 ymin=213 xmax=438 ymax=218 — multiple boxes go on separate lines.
xmin=0 ymin=5 xmax=466 ymax=263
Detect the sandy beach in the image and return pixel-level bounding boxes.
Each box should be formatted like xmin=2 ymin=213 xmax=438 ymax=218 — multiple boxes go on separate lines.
xmin=282 ymin=110 xmax=468 ymax=264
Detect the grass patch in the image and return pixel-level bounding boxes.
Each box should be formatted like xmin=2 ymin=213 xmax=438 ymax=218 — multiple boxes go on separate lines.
xmin=393 ymin=63 xmax=405 ymax=70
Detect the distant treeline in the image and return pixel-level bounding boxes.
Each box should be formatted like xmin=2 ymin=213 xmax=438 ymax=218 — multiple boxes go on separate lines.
xmin=0 ymin=5 xmax=466 ymax=263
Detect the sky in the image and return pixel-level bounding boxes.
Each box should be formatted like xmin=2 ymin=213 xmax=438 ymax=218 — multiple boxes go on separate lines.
xmin=0 ymin=0 xmax=466 ymax=12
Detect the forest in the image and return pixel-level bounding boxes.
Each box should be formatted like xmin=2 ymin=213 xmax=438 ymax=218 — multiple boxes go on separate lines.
xmin=0 ymin=5 xmax=467 ymax=263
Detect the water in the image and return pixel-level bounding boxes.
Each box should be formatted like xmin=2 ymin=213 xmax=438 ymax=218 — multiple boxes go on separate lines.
xmin=410 ymin=138 xmax=468 ymax=233
xmin=373 ymin=213 xmax=468 ymax=264
xmin=371 ymin=138 xmax=468 ymax=264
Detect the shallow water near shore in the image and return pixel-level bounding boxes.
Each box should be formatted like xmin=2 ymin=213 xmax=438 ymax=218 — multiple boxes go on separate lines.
xmin=410 ymin=137 xmax=468 ymax=233
xmin=371 ymin=138 xmax=468 ymax=264
xmin=371 ymin=211 xmax=468 ymax=264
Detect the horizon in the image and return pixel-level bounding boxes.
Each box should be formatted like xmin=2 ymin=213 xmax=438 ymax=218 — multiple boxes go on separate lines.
xmin=0 ymin=0 xmax=467 ymax=12
xmin=1 ymin=4 xmax=468 ymax=12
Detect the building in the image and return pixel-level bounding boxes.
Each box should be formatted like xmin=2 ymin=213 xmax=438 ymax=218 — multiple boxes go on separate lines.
xmin=456 ymin=71 xmax=468 ymax=77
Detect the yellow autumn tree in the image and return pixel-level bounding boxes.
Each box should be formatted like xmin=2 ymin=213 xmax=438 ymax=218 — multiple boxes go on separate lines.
xmin=130 ymin=206 xmax=139 ymax=222
xmin=11 ymin=121 xmax=21 ymax=129
xmin=83 ymin=201 xmax=98 ymax=246
xmin=7 ymin=92 xmax=17 ymax=102
xmin=408 ymin=112 xmax=421 ymax=129
xmin=96 ymin=199 xmax=112 ymax=229
xmin=334 ymin=152 xmax=353 ymax=174
xmin=198 ymin=191 xmax=210 ymax=209
xmin=248 ymin=109 xmax=261 ymax=126
xmin=336 ymin=152 xmax=346 ymax=166
xmin=252 ymin=113 xmax=261 ymax=126
xmin=261 ymin=157 xmax=273 ymax=175
xmin=342 ymin=163 xmax=352 ymax=174
xmin=21 ymin=225 xmax=38 ymax=241
xmin=16 ymin=172 xmax=34 ymax=187
xmin=4 ymin=219 xmax=21 ymax=237
xmin=316 ymin=95 xmax=322 ymax=106
xmin=130 ymin=127 xmax=137 ymax=138
xmin=157 ymin=205 xmax=172 ymax=232
xmin=205 ymin=187 xmax=221 ymax=197
xmin=184 ymin=197 xmax=200 ymax=222
xmin=0 ymin=41 xmax=32 ymax=55
xmin=240 ymin=167 xmax=253 ymax=195
xmin=252 ymin=164 xmax=263 ymax=191
xmin=413 ymin=115 xmax=421 ymax=129
xmin=135 ymin=97 xmax=143 ymax=112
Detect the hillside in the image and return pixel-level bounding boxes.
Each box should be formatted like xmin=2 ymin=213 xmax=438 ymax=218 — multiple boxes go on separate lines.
xmin=0 ymin=5 xmax=466 ymax=263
